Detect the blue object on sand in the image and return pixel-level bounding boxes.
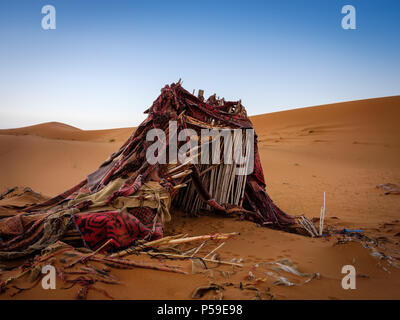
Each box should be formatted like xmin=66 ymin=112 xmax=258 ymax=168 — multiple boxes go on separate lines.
xmin=340 ymin=228 xmax=362 ymax=234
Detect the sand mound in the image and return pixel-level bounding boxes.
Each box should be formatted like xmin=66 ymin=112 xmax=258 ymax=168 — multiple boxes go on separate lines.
xmin=252 ymin=95 xmax=400 ymax=146
xmin=0 ymin=122 xmax=133 ymax=143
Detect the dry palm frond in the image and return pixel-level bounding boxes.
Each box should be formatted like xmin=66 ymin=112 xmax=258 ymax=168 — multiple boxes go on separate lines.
xmin=297 ymin=216 xmax=319 ymax=237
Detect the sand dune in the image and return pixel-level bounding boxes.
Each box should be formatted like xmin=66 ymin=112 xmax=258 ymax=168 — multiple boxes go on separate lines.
xmin=0 ymin=121 xmax=133 ymax=143
xmin=0 ymin=123 xmax=134 ymax=196
xmin=0 ymin=96 xmax=399 ymax=299
xmin=253 ymin=96 xmax=400 ymax=227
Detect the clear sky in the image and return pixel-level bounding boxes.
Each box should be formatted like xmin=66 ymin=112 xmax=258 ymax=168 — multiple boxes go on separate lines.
xmin=0 ymin=0 xmax=399 ymax=129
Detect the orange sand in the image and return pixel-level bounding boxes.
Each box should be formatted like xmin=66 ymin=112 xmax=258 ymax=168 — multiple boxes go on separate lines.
xmin=0 ymin=96 xmax=399 ymax=299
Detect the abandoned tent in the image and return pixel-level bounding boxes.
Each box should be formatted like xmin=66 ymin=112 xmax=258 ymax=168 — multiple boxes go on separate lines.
xmin=0 ymin=82 xmax=295 ymax=260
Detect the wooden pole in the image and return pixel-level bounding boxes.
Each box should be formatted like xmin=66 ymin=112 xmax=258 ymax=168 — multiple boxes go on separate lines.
xmin=204 ymin=242 xmax=225 ymax=259
xmin=141 ymin=251 xmax=243 ymax=267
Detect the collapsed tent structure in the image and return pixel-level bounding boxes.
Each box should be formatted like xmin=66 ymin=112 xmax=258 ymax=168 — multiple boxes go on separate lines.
xmin=0 ymin=82 xmax=295 ymax=260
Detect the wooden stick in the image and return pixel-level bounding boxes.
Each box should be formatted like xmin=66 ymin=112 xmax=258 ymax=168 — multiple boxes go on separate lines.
xmin=177 ymin=110 xmax=186 ymax=120
xmin=238 ymin=134 xmax=251 ymax=206
xmin=170 ymin=169 xmax=192 ymax=179
xmin=173 ymin=183 xmax=187 ymax=190
xmin=204 ymin=242 xmax=225 ymax=259
xmin=182 ymin=247 xmax=197 ymax=256
xmin=91 ymin=257 xmax=188 ymax=274
xmin=167 ymin=153 xmax=199 ymax=174
xmin=109 ymin=234 xmax=184 ymax=258
xmin=319 ymin=192 xmax=326 ymax=236
xmin=190 ymin=241 xmax=206 ymax=257
xmin=166 ymin=233 xmax=238 ymax=245
xmin=66 ymin=239 xmax=113 ymax=268
xmin=141 ymin=251 xmax=243 ymax=267
xmin=181 ymin=163 xmax=221 ymax=185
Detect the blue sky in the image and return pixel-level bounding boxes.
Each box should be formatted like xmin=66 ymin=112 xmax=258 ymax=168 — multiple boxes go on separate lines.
xmin=0 ymin=0 xmax=399 ymax=129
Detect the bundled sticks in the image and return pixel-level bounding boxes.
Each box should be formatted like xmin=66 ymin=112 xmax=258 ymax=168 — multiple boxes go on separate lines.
xmin=298 ymin=216 xmax=319 ymax=237
xmin=109 ymin=234 xmax=185 ymax=258
xmin=107 ymin=232 xmax=242 ymax=271
xmin=297 ymin=193 xmax=326 ymax=237
xmin=110 ymin=232 xmax=238 ymax=258
xmin=173 ymin=127 xmax=251 ymax=214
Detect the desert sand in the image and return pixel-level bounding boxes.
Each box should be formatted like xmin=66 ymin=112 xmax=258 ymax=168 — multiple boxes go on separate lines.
xmin=0 ymin=96 xmax=399 ymax=299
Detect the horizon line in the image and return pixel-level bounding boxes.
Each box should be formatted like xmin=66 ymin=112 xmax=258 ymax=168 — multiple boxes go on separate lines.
xmin=1 ymin=94 xmax=399 ymax=131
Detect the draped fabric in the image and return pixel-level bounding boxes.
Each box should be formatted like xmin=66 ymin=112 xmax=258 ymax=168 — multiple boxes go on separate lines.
xmin=73 ymin=208 xmax=162 ymax=251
